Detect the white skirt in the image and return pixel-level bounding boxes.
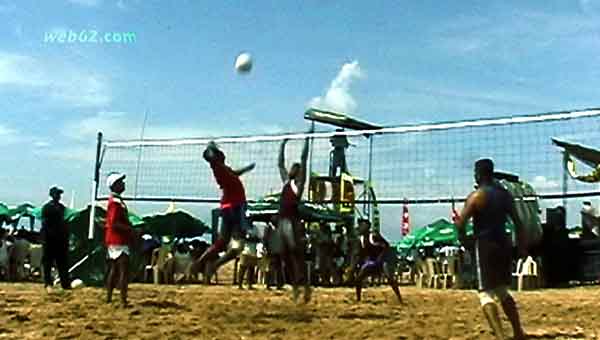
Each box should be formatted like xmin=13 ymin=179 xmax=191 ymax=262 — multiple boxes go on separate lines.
xmin=107 ymin=245 xmax=130 ymax=260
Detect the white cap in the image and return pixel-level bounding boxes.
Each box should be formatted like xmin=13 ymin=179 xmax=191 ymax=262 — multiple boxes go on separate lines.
xmin=106 ymin=172 xmax=126 ymax=189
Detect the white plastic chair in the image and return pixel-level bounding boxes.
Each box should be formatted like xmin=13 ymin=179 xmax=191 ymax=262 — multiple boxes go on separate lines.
xmin=425 ymin=258 xmax=442 ymax=288
xmin=440 ymin=256 xmax=458 ymax=289
xmin=512 ymin=256 xmax=539 ymax=291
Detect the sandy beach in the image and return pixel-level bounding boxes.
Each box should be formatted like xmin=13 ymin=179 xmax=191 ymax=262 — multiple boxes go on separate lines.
xmin=2 ymin=280 xmax=599 ymax=340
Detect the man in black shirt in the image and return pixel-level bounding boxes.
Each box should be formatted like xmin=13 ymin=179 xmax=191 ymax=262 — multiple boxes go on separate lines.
xmin=455 ymin=159 xmax=526 ymax=340
xmin=41 ymin=186 xmax=70 ymax=292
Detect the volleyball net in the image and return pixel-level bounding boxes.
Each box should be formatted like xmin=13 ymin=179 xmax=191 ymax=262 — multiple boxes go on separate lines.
xmin=94 ymin=108 xmax=600 ymax=206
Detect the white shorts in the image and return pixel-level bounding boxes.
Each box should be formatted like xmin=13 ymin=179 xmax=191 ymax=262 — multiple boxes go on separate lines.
xmin=478 ymin=285 xmax=511 ymax=306
xmin=107 ymin=245 xmax=130 ymax=260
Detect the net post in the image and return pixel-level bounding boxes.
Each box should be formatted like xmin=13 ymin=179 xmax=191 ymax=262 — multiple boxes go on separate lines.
xmin=366 ymin=133 xmax=374 ymax=220
xmin=307 ymin=121 xmax=315 ymax=184
xmin=88 ymin=132 xmax=103 ymax=240
xmin=562 ymin=152 xmax=569 ymax=221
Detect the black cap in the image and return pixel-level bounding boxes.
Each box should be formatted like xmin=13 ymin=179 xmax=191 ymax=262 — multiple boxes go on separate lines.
xmin=49 ymin=186 xmax=64 ymax=196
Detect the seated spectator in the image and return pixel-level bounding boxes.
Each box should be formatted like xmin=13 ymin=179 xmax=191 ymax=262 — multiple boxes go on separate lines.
xmin=238 ymin=225 xmax=260 ymax=289
xmin=0 ymin=229 xmax=12 ymax=280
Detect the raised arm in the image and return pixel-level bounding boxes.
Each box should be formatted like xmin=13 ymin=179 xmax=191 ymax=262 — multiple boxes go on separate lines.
xmin=296 ymin=137 xmax=311 ymax=198
xmin=234 ymin=162 xmax=256 ymax=177
xmin=278 ymin=139 xmax=288 ymax=183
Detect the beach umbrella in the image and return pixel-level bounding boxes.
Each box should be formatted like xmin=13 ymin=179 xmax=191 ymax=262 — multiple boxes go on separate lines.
xmin=141 ymin=210 xmax=209 ymax=239
xmin=418 ymin=219 xmax=459 ymax=247
xmin=0 ymin=202 xmax=9 ymax=216
xmin=396 ymin=224 xmax=432 ymax=251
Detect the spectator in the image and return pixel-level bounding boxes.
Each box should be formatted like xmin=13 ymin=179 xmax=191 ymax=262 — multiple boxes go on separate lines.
xmin=41 ymin=186 xmax=70 ymax=292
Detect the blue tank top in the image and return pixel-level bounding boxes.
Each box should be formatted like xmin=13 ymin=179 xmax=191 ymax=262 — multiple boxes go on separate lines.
xmin=472 ymin=183 xmax=512 ymax=243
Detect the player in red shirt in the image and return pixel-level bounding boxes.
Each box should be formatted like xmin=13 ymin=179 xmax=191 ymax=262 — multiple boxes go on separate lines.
xmin=277 ymin=136 xmax=311 ymax=303
xmin=104 ymin=172 xmax=135 ymax=306
xmin=197 ymin=142 xmax=255 ymax=283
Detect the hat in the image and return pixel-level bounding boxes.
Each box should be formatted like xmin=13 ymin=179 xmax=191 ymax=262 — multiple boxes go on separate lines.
xmin=49 ymin=186 xmax=64 ymax=196
xmin=106 ymin=172 xmax=126 ymax=189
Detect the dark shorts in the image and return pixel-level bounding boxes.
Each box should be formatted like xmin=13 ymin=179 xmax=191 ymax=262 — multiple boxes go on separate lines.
xmin=359 ymin=250 xmax=397 ymax=275
xmin=220 ymin=203 xmax=248 ymax=241
xmin=475 ymin=239 xmax=512 ymax=291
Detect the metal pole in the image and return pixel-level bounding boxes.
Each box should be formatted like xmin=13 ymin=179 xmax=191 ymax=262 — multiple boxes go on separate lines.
xmin=133 ymin=109 xmax=150 ymax=206
xmin=88 ymin=132 xmax=103 ymax=240
xmin=367 ymin=134 xmax=373 ymax=220
xmin=307 ymin=121 xmax=315 ymax=200
xmin=562 ymin=152 xmax=568 ymax=221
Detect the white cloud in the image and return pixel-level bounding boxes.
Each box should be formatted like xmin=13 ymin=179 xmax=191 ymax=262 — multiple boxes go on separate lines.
xmin=51 ymin=75 xmax=112 ymax=107
xmin=0 ymin=53 xmax=47 ymax=86
xmin=64 ymin=111 xmax=287 ymax=142
xmin=115 ymin=0 xmax=141 ymax=10
xmin=531 ymin=175 xmax=560 ymax=190
xmin=0 ymin=125 xmax=19 ymax=145
xmin=309 ymin=60 xmax=363 ymax=114
xmin=40 ymin=144 xmax=95 ymax=162
xmin=64 ymin=111 xmax=131 ymax=141
xmin=67 ymin=0 xmax=102 ymax=6
xmin=34 ymin=141 xmax=51 ymax=148
xmin=0 ymin=51 xmax=111 ymax=107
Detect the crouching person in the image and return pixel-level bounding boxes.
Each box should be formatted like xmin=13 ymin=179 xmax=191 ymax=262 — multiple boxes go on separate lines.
xmin=355 ymin=219 xmax=402 ymax=303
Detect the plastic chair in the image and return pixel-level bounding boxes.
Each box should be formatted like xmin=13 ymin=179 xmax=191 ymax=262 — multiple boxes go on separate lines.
xmin=151 ymin=245 xmax=173 ymax=284
xmin=400 ymin=266 xmax=413 ymax=284
xmin=440 ymin=256 xmax=458 ymax=289
xmin=512 ymin=256 xmax=539 ymax=291
xmin=173 ymin=251 xmax=192 ymax=283
xmin=425 ymin=258 xmax=442 ymax=288
xmin=415 ymin=260 xmax=428 ymax=288
xmin=28 ymin=244 xmax=43 ymax=279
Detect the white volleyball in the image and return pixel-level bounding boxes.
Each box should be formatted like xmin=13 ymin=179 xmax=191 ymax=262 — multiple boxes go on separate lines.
xmin=71 ymin=278 xmax=84 ymax=289
xmin=234 ymin=52 xmax=252 ymax=73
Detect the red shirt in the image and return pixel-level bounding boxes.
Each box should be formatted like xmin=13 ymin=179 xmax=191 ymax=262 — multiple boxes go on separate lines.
xmin=210 ymin=160 xmax=246 ymax=209
xmin=105 ymin=193 xmax=132 ymax=246
xmin=279 ymin=180 xmax=299 ymax=219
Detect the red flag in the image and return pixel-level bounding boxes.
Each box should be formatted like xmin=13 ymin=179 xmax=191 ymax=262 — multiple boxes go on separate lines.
xmin=451 ymin=201 xmax=460 ymax=223
xmin=401 ymin=203 xmax=410 ymax=236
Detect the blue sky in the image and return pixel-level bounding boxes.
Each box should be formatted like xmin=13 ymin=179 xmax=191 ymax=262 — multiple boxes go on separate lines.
xmin=1 ymin=0 xmax=600 ymax=237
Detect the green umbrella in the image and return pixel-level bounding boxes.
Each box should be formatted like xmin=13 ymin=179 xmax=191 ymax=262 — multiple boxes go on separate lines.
xmin=417 ymin=219 xmax=459 ymax=247
xmin=0 ymin=202 xmax=9 ymax=216
xmin=25 ymin=205 xmax=78 ymax=221
xmin=0 ymin=202 xmax=36 ymax=222
xmin=247 ymin=195 xmax=344 ymax=223
xmin=141 ymin=210 xmax=209 ymax=238
xmin=396 ymin=224 xmax=432 ymax=251
xmin=419 ymin=219 xmax=514 ymax=248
